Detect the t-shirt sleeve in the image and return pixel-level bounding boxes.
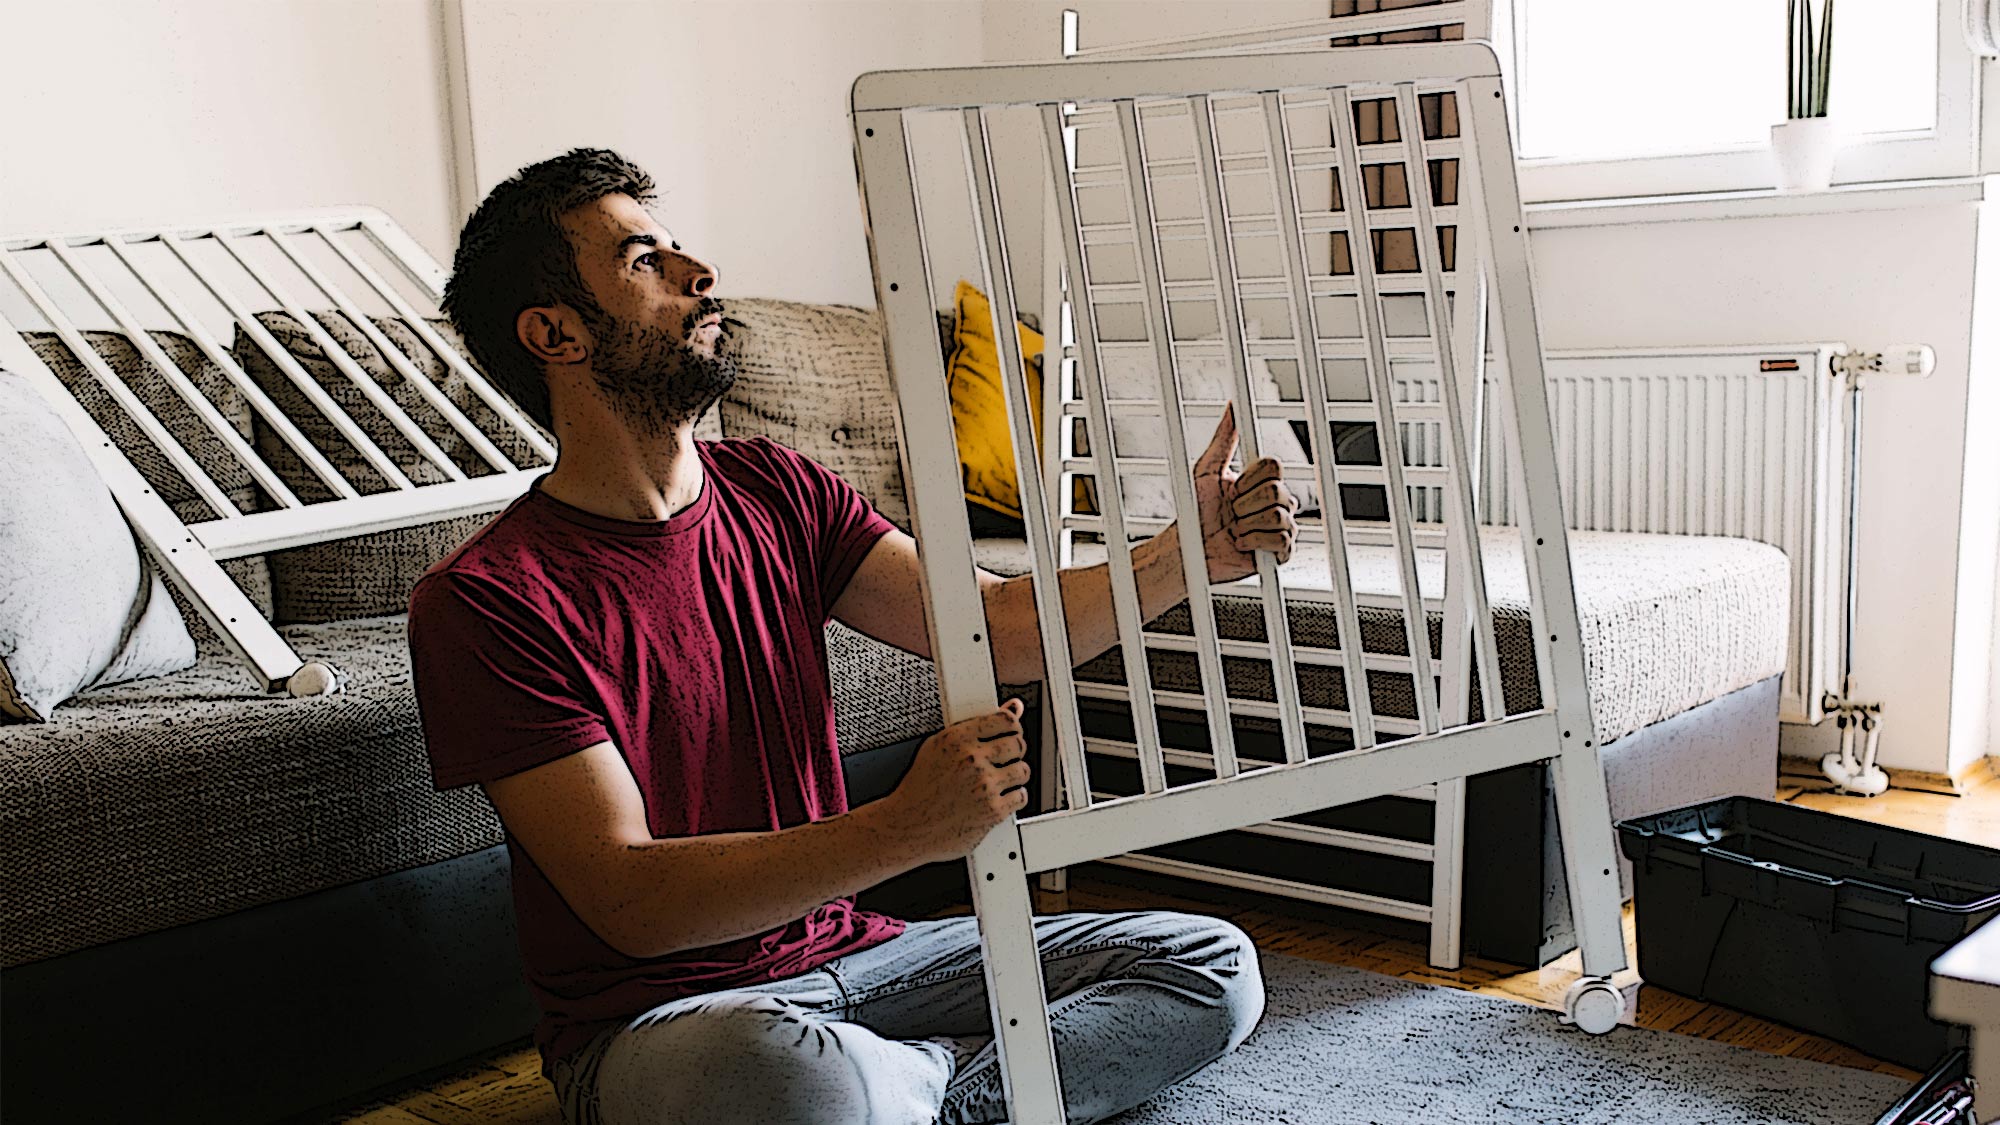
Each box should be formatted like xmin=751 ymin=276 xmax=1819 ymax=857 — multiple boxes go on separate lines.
xmin=751 ymin=438 xmax=896 ymax=614
xmin=407 ymin=571 xmax=613 ymax=790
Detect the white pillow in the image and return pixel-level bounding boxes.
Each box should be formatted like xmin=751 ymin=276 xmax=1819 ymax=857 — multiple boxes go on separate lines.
xmin=0 ymin=370 xmax=196 ymax=721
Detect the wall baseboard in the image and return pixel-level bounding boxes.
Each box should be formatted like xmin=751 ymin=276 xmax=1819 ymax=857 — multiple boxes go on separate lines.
xmin=1779 ymin=753 xmax=1997 ymax=796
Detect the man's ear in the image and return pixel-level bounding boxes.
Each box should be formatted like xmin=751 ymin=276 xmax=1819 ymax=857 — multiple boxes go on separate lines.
xmin=516 ymin=305 xmax=588 ymax=366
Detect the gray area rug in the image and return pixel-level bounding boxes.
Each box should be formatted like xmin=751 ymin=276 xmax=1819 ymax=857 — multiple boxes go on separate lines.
xmin=1112 ymin=954 xmax=1906 ymax=1124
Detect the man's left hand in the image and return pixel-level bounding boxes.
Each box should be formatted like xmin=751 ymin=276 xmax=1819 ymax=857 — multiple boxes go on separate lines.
xmin=1193 ymin=403 xmax=1299 ymax=585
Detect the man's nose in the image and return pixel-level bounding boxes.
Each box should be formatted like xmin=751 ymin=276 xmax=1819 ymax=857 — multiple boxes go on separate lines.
xmin=679 ymin=251 xmax=719 ymax=296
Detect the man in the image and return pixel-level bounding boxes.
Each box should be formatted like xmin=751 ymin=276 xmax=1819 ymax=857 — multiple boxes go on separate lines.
xmin=409 ymin=148 xmax=1299 ymax=1125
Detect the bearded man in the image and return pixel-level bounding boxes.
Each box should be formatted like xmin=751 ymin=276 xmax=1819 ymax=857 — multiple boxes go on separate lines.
xmin=408 ymin=147 xmax=1296 ymax=1125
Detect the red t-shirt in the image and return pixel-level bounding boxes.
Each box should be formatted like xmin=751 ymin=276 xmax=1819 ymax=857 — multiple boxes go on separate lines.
xmin=407 ymin=437 xmax=907 ymax=1075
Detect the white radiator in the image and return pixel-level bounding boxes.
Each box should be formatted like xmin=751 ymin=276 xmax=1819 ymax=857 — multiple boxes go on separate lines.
xmin=1472 ymin=344 xmax=1846 ymax=725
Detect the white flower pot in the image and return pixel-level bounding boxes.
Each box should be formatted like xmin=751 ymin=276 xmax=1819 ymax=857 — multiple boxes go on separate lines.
xmin=1770 ymin=118 xmax=1839 ymax=193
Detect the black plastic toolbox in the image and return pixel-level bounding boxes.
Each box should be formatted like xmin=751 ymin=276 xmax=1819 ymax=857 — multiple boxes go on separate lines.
xmin=1617 ymin=797 xmax=2000 ymax=1070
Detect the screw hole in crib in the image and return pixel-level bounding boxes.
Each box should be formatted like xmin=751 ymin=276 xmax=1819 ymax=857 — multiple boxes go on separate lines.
xmin=866 ymin=128 xmax=875 ymax=136
xmin=1009 ymin=851 xmax=1017 ymax=860
xmin=986 ymin=873 xmax=995 ymax=881
xmin=973 ymin=633 xmax=982 ymax=643
xmin=1564 ymin=731 xmax=1572 ymax=738
xmin=889 ymin=282 xmax=899 ymax=291
xmin=1010 ymin=1019 xmax=1018 ymax=1027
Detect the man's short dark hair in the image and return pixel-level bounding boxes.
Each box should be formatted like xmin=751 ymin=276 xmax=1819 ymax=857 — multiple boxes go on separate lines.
xmin=441 ymin=148 xmax=656 ymax=431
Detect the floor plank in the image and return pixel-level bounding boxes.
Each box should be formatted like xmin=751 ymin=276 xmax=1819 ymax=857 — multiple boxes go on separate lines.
xmin=336 ymin=778 xmax=1988 ymax=1120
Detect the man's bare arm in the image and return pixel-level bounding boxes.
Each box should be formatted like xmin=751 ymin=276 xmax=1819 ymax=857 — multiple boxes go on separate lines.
xmin=483 ymin=703 xmax=1030 ymax=960
xmin=833 ymin=406 xmax=1297 ymax=684
xmin=832 ymin=526 xmax=1194 ymax=684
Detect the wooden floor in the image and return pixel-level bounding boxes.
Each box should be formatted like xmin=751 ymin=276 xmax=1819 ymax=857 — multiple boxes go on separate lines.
xmin=337 ymin=773 xmax=1996 ymax=1123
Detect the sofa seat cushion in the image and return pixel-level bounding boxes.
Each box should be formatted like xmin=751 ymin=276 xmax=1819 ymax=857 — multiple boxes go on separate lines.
xmin=0 ymin=610 xmax=1008 ymax=965
xmin=0 ymin=615 xmax=502 ymax=968
xmin=973 ymin=529 xmax=1790 ymax=745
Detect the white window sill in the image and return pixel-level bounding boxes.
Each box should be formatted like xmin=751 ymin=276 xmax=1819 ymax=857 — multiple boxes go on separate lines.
xmin=1523 ymin=176 xmax=1992 ymax=230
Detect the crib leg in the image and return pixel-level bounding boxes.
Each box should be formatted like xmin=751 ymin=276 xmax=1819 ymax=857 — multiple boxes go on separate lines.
xmin=1549 ymin=736 xmax=1629 ymax=1034
xmin=970 ymin=824 xmax=1066 ymax=1124
xmin=1427 ymin=775 xmax=1466 ymax=970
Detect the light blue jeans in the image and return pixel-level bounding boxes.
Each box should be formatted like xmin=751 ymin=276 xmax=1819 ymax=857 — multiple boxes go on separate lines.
xmin=549 ymin=909 xmax=1264 ymax=1125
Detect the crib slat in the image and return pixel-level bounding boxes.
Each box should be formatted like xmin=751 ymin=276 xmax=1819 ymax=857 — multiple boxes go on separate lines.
xmin=1324 ymin=87 xmax=1441 ymax=735
xmin=329 ymin=225 xmax=558 ymax=465
xmin=1189 ymin=93 xmax=1310 ymax=766
xmin=226 ymin=233 xmax=461 ymax=485
xmin=1116 ymin=98 xmax=1241 ymax=780
xmin=166 ymin=234 xmax=414 ymax=492
xmin=965 ymin=107 xmax=1094 ymax=816
xmin=1392 ymin=84 xmax=1504 ymax=727
xmin=0 ymin=250 xmax=243 ymax=517
xmin=1043 ymin=102 xmax=1170 ymax=797
xmin=1260 ymin=91 xmax=1379 ymax=750
xmin=274 ymin=231 xmax=513 ymax=473
xmin=102 ymin=237 xmax=357 ymax=501
xmin=45 ymin=240 xmax=301 ymax=511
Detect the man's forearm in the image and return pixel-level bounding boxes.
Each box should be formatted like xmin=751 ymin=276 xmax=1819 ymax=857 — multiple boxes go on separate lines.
xmin=983 ymin=525 xmax=1193 ymax=684
xmin=593 ymin=799 xmax=925 ymax=960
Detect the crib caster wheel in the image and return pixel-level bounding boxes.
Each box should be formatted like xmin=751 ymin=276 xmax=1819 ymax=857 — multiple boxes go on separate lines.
xmin=286 ymin=661 xmax=345 ymax=698
xmin=1563 ymin=977 xmax=1623 ymax=1035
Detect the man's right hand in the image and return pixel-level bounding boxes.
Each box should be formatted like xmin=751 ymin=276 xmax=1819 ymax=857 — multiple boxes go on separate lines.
xmin=888 ymin=699 xmax=1033 ymax=865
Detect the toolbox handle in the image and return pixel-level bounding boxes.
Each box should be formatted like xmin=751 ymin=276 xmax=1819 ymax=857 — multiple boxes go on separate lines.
xmin=1700 ymin=847 xmax=1841 ymax=923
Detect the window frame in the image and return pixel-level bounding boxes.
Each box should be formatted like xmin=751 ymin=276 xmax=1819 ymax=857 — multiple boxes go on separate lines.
xmin=1489 ymin=0 xmax=1984 ymax=200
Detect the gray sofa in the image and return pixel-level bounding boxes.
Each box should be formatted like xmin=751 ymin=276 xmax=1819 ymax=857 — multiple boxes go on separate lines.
xmin=0 ymin=297 xmax=1779 ymax=1123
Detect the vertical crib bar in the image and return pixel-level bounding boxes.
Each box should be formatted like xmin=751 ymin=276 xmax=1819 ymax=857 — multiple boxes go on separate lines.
xmin=1116 ymin=98 xmax=1240 ymax=779
xmin=103 ymin=236 xmax=358 ymax=501
xmin=1041 ymin=103 xmax=1172 ymax=796
xmin=1394 ymin=84 xmax=1504 ymax=722
xmin=1327 ymin=87 xmax=1441 ymax=735
xmin=218 ymin=232 xmax=461 ymax=484
xmin=162 ymin=233 xmax=416 ymax=492
xmin=1466 ymin=76 xmax=1626 ymax=981
xmin=326 ymin=226 xmax=559 ymax=464
xmin=1190 ymin=94 xmax=1309 ymax=766
xmin=273 ymin=232 xmax=514 ymax=472
xmin=1262 ymin=92 xmax=1377 ymax=749
xmin=0 ymin=249 xmax=243 ymax=518
xmin=45 ymin=239 xmax=302 ymax=510
xmin=856 ymin=106 xmax=1065 ymax=1125
xmin=965 ymin=106 xmax=1094 ymax=815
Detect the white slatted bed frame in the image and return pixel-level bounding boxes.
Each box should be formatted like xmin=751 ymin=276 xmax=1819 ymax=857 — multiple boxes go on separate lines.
xmin=0 ymin=209 xmax=553 ymax=693
xmin=1030 ymin=2 xmax=1506 ymax=970
xmin=852 ymin=42 xmax=1626 ymax=1124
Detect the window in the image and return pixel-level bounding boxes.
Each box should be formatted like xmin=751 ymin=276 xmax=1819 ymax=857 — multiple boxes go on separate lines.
xmin=1490 ymin=0 xmax=1980 ymax=198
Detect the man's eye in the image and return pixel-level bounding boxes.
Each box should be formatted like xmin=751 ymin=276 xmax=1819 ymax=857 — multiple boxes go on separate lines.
xmin=636 ymin=252 xmax=659 ymax=270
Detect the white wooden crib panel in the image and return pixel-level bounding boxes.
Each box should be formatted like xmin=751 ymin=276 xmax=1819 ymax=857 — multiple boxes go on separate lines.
xmin=0 ymin=209 xmax=553 ymax=692
xmin=854 ymin=42 xmax=1625 ymax=1125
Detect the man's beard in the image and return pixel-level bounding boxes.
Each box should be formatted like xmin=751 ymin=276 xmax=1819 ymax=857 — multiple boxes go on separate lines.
xmin=586 ymin=297 xmax=737 ymax=437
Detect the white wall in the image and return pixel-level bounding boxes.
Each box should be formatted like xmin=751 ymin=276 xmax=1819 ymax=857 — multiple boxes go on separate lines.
xmin=455 ymin=0 xmax=986 ymax=308
xmin=1532 ymin=207 xmax=1984 ymax=774
xmin=0 ymin=0 xmax=459 ymax=264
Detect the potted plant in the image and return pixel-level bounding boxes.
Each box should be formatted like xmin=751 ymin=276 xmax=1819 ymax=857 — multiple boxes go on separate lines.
xmin=1772 ymin=0 xmax=1836 ymax=191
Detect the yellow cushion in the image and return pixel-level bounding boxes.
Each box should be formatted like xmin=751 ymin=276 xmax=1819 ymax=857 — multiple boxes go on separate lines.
xmin=947 ymin=280 xmax=1045 ymax=519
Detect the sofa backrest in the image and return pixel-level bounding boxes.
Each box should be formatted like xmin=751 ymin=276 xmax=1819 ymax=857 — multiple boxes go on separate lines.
xmin=712 ymin=297 xmax=909 ymax=530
